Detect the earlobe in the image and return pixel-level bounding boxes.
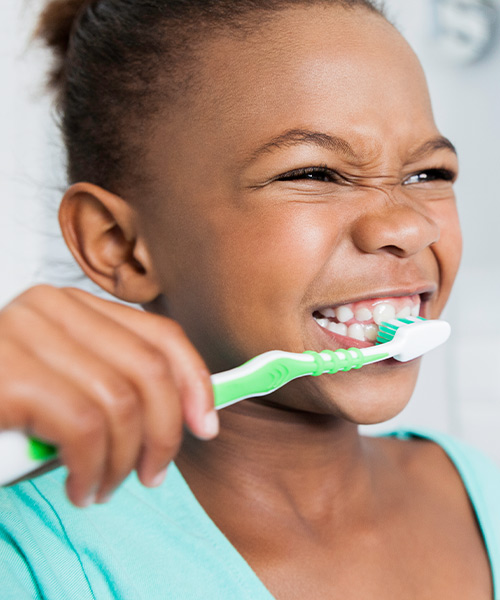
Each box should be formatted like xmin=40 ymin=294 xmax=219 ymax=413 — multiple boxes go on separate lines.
xmin=58 ymin=182 xmax=161 ymax=303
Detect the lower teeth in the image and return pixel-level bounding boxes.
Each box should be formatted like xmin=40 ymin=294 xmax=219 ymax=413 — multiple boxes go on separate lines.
xmin=364 ymin=323 xmax=378 ymax=342
xmin=314 ymin=317 xmax=378 ymax=342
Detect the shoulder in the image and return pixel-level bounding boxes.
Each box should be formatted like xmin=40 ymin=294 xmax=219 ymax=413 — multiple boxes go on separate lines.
xmin=385 ymin=427 xmax=500 ymax=586
xmin=371 ymin=426 xmax=500 ymax=531
xmin=387 ymin=427 xmax=500 ymax=493
xmin=370 ymin=427 xmax=500 ymax=546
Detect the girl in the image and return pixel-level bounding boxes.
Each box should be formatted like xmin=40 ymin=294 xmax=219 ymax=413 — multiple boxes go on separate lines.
xmin=0 ymin=1 xmax=498 ymax=598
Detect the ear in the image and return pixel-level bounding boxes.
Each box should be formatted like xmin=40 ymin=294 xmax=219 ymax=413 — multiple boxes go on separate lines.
xmin=59 ymin=182 xmax=161 ymax=303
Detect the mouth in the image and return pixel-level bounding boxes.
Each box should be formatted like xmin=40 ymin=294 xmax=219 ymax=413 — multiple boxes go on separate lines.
xmin=312 ymin=294 xmax=423 ymax=346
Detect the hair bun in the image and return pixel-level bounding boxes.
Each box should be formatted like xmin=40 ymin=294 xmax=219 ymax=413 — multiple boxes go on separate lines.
xmin=35 ymin=0 xmax=93 ymax=90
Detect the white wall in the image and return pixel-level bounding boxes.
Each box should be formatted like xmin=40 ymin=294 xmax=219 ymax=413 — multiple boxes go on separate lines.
xmin=1 ymin=0 xmax=49 ymax=306
xmin=1 ymin=1 xmax=500 ymax=457
xmin=0 ymin=0 xmax=94 ymax=303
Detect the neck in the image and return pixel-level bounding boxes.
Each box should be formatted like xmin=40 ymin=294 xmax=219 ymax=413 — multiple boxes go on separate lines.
xmin=176 ymin=400 xmax=380 ymax=522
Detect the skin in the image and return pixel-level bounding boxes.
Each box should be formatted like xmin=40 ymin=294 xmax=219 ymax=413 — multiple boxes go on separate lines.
xmin=0 ymin=4 xmax=491 ymax=598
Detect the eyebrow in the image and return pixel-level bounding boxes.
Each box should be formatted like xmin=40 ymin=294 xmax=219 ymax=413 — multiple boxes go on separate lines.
xmin=247 ymin=128 xmax=457 ymax=162
xmin=408 ymin=136 xmax=458 ymax=160
xmin=249 ymin=129 xmax=357 ymax=161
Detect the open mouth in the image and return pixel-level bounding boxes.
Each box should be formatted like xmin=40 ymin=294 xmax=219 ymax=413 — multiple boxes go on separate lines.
xmin=313 ymin=295 xmax=421 ymax=345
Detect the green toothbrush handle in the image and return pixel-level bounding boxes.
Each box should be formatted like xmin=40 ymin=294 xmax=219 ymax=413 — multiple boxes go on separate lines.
xmin=28 ymin=438 xmax=57 ymax=460
xmin=212 ymin=354 xmax=317 ymax=409
xmin=211 ymin=348 xmax=388 ymax=409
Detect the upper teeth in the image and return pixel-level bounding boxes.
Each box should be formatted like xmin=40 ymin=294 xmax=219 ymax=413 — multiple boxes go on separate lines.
xmin=355 ymin=307 xmax=372 ymax=322
xmin=373 ymin=303 xmax=396 ymax=325
xmin=336 ymin=306 xmax=354 ymax=323
xmin=314 ymin=298 xmax=420 ymax=343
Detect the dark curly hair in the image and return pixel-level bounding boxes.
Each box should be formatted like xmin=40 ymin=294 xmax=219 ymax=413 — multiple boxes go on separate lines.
xmin=36 ymin=0 xmax=387 ymax=195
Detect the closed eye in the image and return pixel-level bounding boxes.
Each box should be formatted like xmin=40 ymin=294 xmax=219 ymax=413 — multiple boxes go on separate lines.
xmin=276 ymin=166 xmax=346 ymax=183
xmin=403 ymin=168 xmax=456 ymax=185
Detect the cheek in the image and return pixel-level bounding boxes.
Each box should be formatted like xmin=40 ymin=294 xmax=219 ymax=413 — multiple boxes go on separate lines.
xmin=213 ymin=204 xmax=339 ymax=310
xmin=433 ymin=204 xmax=462 ymax=312
xmin=158 ymin=202 xmax=343 ymax=363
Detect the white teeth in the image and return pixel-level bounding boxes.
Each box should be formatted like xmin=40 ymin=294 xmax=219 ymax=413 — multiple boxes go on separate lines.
xmin=364 ymin=323 xmax=378 ymax=342
xmin=336 ymin=306 xmax=354 ymax=323
xmin=328 ymin=322 xmax=347 ymax=336
xmin=315 ymin=316 xmax=379 ymax=343
xmin=355 ymin=307 xmax=372 ymax=322
xmin=325 ymin=321 xmax=335 ymax=332
xmin=396 ymin=305 xmax=411 ymax=319
xmin=315 ymin=297 xmax=421 ymax=342
xmin=315 ymin=317 xmax=330 ymax=328
xmin=373 ymin=302 xmax=396 ymax=325
xmin=347 ymin=323 xmax=365 ymax=341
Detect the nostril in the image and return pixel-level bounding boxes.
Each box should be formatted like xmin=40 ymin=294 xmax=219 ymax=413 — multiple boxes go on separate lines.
xmin=379 ymin=244 xmax=408 ymax=258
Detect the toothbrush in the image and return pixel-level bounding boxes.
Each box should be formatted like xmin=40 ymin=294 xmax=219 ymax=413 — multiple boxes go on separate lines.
xmin=0 ymin=316 xmax=449 ymax=486
xmin=212 ymin=316 xmax=450 ymax=408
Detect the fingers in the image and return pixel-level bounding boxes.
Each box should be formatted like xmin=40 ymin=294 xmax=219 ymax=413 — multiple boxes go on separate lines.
xmin=0 ymin=340 xmax=107 ymax=507
xmin=24 ymin=325 xmax=147 ymax=502
xmin=61 ymin=288 xmax=219 ymax=440
xmin=0 ymin=285 xmax=218 ymax=507
xmin=28 ymin=288 xmax=215 ymax=485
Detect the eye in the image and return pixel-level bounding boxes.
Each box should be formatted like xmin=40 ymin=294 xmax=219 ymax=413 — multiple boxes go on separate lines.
xmin=403 ymin=168 xmax=456 ymax=185
xmin=276 ymin=166 xmax=345 ymax=183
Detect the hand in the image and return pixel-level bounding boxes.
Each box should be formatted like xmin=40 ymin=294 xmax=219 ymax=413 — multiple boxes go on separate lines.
xmin=0 ymin=285 xmax=218 ymax=507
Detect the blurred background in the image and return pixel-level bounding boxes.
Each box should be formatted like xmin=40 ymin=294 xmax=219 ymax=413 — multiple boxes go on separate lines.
xmin=1 ymin=1 xmax=499 ymax=457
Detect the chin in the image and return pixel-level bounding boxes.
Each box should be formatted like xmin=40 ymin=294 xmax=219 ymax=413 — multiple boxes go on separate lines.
xmin=285 ymin=358 xmax=421 ymax=424
xmin=339 ymin=396 xmax=413 ymax=425
xmin=334 ymin=365 xmax=420 ymax=424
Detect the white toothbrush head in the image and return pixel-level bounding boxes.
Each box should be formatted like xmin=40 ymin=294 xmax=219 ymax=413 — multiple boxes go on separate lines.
xmin=376 ymin=317 xmax=451 ymax=362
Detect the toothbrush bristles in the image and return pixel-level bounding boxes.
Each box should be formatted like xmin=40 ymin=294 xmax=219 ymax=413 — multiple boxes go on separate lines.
xmin=376 ymin=334 xmax=392 ymax=344
xmin=375 ymin=316 xmax=425 ymax=345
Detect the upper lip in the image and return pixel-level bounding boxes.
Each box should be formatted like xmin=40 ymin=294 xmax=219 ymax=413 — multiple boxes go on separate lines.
xmin=311 ymin=284 xmax=437 ymax=311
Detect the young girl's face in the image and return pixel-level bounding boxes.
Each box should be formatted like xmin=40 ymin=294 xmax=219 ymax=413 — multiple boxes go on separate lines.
xmin=137 ymin=5 xmax=461 ymax=423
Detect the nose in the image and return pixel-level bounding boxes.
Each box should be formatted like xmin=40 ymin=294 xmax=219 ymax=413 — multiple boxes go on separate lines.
xmin=351 ymin=197 xmax=440 ymax=258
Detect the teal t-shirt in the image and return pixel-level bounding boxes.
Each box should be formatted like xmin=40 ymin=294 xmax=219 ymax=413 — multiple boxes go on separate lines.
xmin=1 ymin=428 xmax=499 ymax=599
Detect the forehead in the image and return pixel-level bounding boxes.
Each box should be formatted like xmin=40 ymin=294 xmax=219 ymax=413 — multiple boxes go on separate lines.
xmin=145 ymin=5 xmax=439 ymax=189
xmin=188 ymin=7 xmax=432 ymax=147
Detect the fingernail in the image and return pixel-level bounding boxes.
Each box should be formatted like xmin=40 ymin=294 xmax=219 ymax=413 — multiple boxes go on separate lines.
xmin=202 ymin=411 xmax=219 ymax=439
xmin=97 ymin=493 xmax=113 ymax=504
xmin=150 ymin=467 xmax=168 ymax=488
xmin=80 ymin=491 xmax=97 ymax=508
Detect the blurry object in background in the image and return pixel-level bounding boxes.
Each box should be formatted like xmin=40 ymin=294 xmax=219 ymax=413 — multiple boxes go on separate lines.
xmin=432 ymin=0 xmax=499 ymax=64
